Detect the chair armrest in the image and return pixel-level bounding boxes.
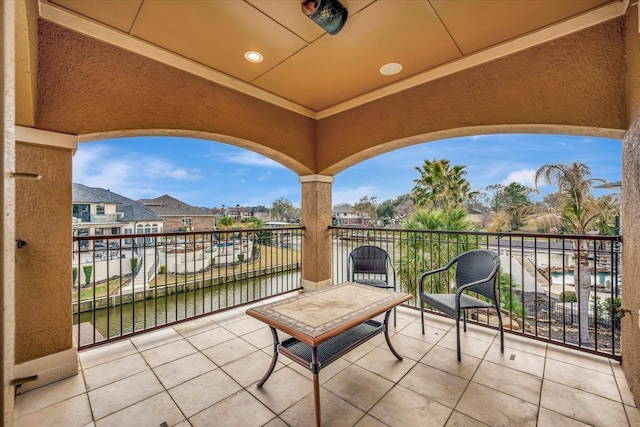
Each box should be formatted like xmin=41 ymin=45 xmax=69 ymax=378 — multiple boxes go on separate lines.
xmin=454 ymin=263 xmax=500 ymax=296
xmin=418 ymin=258 xmax=457 ymax=293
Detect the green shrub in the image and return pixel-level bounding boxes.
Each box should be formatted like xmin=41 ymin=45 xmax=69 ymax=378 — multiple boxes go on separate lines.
xmin=560 ymin=291 xmax=577 ymax=303
xmin=82 ymin=265 xmax=92 ymax=287
xmin=211 ymin=257 xmax=216 ymax=266
xmin=130 ymin=257 xmax=139 ymax=273
xmin=237 ymin=254 xmax=245 ymax=262
xmin=72 ymin=267 xmax=78 ymax=287
xmin=159 ymin=265 xmax=166 ymax=274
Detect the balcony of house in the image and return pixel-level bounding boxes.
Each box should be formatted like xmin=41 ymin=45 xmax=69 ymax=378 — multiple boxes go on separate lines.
xmin=15 ymin=227 xmax=638 ymax=426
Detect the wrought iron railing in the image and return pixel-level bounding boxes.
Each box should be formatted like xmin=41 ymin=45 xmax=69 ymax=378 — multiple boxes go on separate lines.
xmin=72 ymin=227 xmax=303 ymax=349
xmin=330 ymin=226 xmax=623 ymax=360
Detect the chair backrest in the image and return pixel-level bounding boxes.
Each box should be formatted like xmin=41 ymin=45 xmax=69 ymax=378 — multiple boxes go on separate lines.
xmin=454 ymin=250 xmax=500 ymax=301
xmin=348 ymin=245 xmax=390 ymax=278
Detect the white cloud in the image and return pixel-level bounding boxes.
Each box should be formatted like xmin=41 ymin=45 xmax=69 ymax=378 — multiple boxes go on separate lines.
xmin=332 ymin=185 xmax=377 ymax=206
xmin=500 ymin=168 xmax=537 ymax=187
xmin=223 ymin=151 xmax=285 ymax=168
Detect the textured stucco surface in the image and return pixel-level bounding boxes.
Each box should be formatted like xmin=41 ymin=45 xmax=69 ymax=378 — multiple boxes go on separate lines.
xmin=621 ymin=6 xmax=640 ymax=407
xmin=34 ymin=20 xmax=317 ymax=175
xmin=317 ymin=18 xmax=627 ymax=175
xmin=15 ymin=142 xmax=73 ymax=364
xmin=301 ymin=180 xmax=332 ymax=287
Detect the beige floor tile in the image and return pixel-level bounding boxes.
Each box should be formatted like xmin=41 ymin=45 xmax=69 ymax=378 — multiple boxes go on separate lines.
xmin=369 ymin=385 xmax=452 ymax=427
xmin=398 ymin=363 xmax=469 ymax=408
xmin=420 ymin=345 xmax=481 ymax=380
xmin=88 ymin=370 xmax=164 ymax=420
xmin=444 ymin=411 xmax=490 ymax=426
xmin=289 ymin=357 xmax=351 ymax=385
xmin=626 ymin=404 xmax=640 ymax=426
xmin=79 ymin=340 xmax=138 ymax=369
xmin=185 ymin=326 xmax=236 ymax=351
xmin=201 ymin=336 xmax=259 ymax=366
xmin=242 ymin=326 xmax=276 ymax=350
xmin=221 ymin=348 xmax=285 ymax=387
xmin=168 ymin=368 xmax=242 ymax=418
xmin=472 ymin=360 xmax=542 ymax=404
xmin=340 ymin=341 xmax=377 ymax=363
xmin=401 ymin=320 xmax=450 ymax=345
xmin=501 ymin=332 xmax=547 ymax=356
xmin=355 ymin=346 xmax=416 ymax=383
xmin=14 ymin=373 xmax=87 ymax=418
xmin=537 ymin=408 xmax=593 ymax=426
xmin=222 ymin=316 xmax=267 ymax=336
xmin=262 ymin=416 xmax=289 ymax=427
xmin=617 ymin=376 xmax=637 ymax=407
xmin=172 ymin=316 xmax=218 ymax=337
xmin=544 ymin=358 xmax=620 ymax=401
xmin=94 ymin=392 xmax=184 ymax=427
xmin=483 ymin=344 xmax=545 ymax=377
xmin=208 ymin=309 xmax=246 ymax=325
xmin=611 ymin=360 xmax=626 ymax=378
xmin=280 ymin=389 xmax=364 ymax=427
xmin=189 ymin=390 xmax=275 ymax=427
xmin=140 ymin=338 xmax=197 ymax=368
xmin=456 ymin=323 xmax=498 ymax=343
xmin=438 ymin=331 xmax=493 ymax=360
xmin=354 ymin=414 xmax=389 ymax=427
xmin=324 ymin=364 xmax=394 ymax=412
xmin=130 ymin=327 xmax=183 ymax=351
xmin=247 ymin=367 xmax=311 ymax=415
xmin=546 ymin=344 xmax=615 ymax=375
xmin=388 ymin=331 xmax=435 ymax=361
xmin=456 ymin=382 xmax=538 ymax=427
xmin=153 ymin=351 xmax=217 ymax=389
xmin=540 ymin=379 xmax=628 ymax=427
xmin=83 ymin=353 xmax=149 ymax=390
xmin=14 ymin=393 xmax=93 ymax=427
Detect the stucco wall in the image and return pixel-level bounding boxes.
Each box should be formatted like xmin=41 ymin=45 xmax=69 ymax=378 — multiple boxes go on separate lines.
xmin=15 ymin=142 xmax=73 ymax=363
xmin=317 ymin=18 xmax=627 ymax=175
xmin=621 ymin=6 xmax=640 ymax=407
xmin=34 ymin=20 xmax=317 ymax=175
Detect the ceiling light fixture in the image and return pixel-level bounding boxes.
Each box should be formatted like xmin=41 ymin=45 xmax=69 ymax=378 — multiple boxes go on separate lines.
xmin=244 ymin=51 xmax=263 ymax=63
xmin=301 ymin=0 xmax=348 ymax=35
xmin=380 ymin=63 xmax=403 ymax=76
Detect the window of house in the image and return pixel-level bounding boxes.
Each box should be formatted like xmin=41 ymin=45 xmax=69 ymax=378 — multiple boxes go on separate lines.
xmin=95 ymin=228 xmax=104 ymax=235
xmin=152 ymin=225 xmax=158 ymax=233
xmin=182 ymin=217 xmax=192 ymax=226
xmin=96 ymin=203 xmax=105 ymax=215
xmin=145 ymin=224 xmax=151 ymax=234
xmin=112 ymin=227 xmax=120 ymax=234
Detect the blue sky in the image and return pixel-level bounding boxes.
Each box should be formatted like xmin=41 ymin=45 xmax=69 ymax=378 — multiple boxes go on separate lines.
xmin=73 ymin=134 xmax=621 ymax=208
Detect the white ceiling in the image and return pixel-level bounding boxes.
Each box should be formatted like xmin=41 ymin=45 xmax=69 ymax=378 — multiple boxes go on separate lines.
xmin=42 ymin=0 xmax=626 ymax=117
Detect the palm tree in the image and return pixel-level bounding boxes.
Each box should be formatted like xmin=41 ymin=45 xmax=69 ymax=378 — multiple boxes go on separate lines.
xmin=412 ymin=159 xmax=475 ymax=209
xmin=534 ymin=161 xmax=605 ymax=344
xmin=396 ymin=207 xmax=479 ymax=297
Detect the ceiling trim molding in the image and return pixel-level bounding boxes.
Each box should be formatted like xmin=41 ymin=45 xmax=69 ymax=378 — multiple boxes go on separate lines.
xmin=38 ymin=0 xmax=318 ymax=119
xmin=318 ymin=0 xmax=630 ymax=118
xmin=16 ymin=125 xmax=78 ymax=152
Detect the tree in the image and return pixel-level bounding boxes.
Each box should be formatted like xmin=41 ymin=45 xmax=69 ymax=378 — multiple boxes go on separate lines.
xmin=535 ymin=161 xmax=605 ymax=344
xmin=412 ymin=159 xmax=476 ymax=209
xmin=396 ymin=207 xmax=478 ymax=297
xmin=217 ymin=216 xmax=234 ymax=229
xmin=271 ymin=197 xmax=297 ymax=222
xmin=353 ymin=196 xmax=378 ymax=225
xmin=499 ymin=182 xmax=536 ymax=230
xmin=72 ymin=267 xmax=78 ymax=288
xmin=241 ymin=216 xmax=263 ymax=228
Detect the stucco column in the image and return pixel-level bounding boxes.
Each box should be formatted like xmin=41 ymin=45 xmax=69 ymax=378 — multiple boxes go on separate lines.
xmin=299 ymin=174 xmax=333 ymax=291
xmin=13 ymin=126 xmax=79 ymax=393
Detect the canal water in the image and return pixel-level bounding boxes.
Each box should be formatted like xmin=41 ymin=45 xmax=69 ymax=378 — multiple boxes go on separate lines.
xmin=74 ymin=271 xmax=301 ymax=342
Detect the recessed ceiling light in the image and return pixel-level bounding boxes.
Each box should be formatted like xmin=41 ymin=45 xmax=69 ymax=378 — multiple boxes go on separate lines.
xmin=244 ymin=51 xmax=263 ymax=63
xmin=380 ymin=62 xmax=402 ymax=76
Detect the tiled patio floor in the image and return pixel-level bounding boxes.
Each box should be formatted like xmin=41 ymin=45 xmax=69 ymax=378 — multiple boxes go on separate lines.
xmin=13 ymin=297 xmax=640 ymax=427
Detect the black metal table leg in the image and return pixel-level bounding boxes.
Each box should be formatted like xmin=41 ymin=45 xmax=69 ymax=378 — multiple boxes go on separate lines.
xmin=383 ymin=310 xmax=403 ymax=361
xmin=257 ymin=326 xmax=280 ymax=388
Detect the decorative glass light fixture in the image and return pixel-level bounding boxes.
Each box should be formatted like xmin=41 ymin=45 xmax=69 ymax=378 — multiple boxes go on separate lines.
xmin=301 ymin=0 xmax=348 ymax=35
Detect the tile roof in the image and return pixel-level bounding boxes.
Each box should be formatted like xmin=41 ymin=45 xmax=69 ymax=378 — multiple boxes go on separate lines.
xmin=138 ymin=194 xmax=214 ymax=216
xmin=72 ymin=183 xmax=163 ymax=222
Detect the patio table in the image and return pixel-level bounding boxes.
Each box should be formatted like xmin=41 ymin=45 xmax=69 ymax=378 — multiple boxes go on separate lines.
xmin=246 ymin=281 xmax=411 ymax=427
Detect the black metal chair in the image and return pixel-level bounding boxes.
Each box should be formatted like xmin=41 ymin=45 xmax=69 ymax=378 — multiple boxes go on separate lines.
xmin=348 ymin=245 xmax=397 ymax=325
xmin=418 ymin=249 xmax=503 ymax=361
